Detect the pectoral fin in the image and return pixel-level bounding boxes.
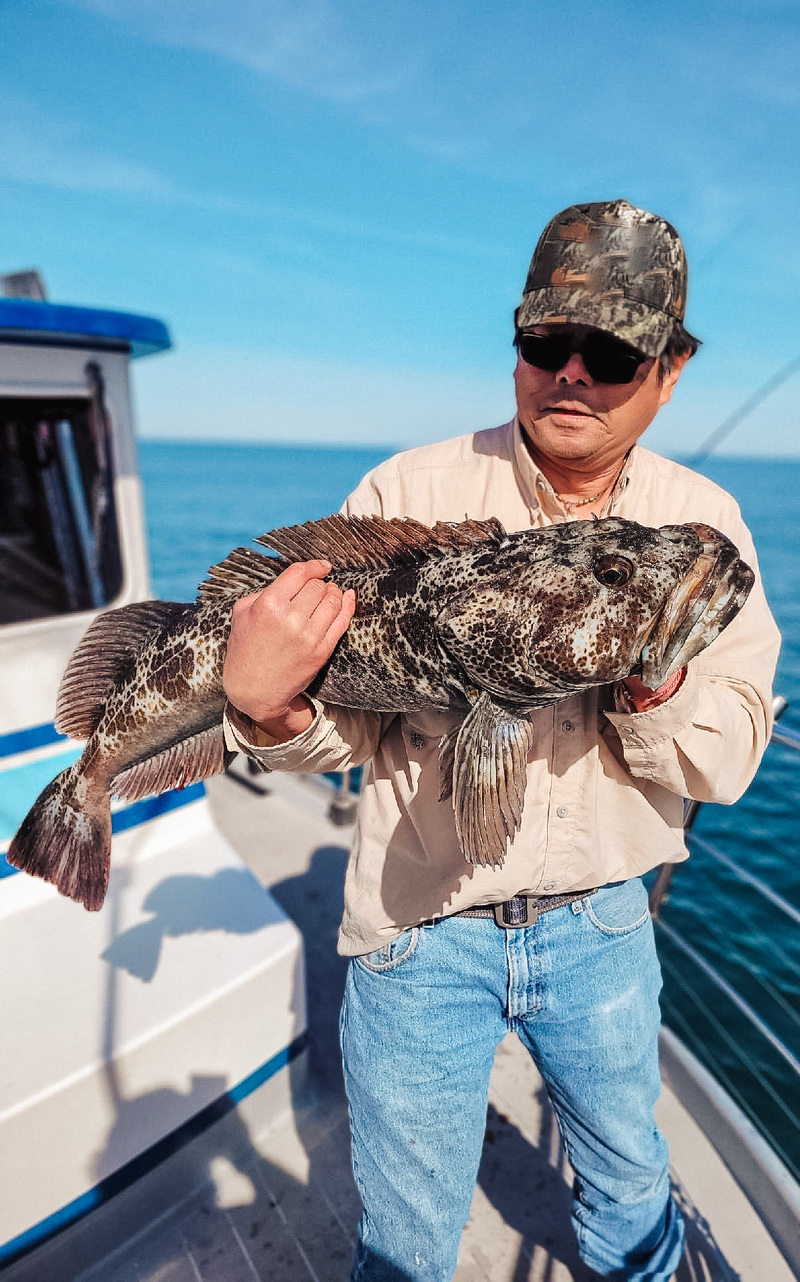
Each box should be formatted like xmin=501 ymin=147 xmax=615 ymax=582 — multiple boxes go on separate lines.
xmin=441 ymin=693 xmax=534 ymax=868
xmin=112 ymin=723 xmax=229 ymax=801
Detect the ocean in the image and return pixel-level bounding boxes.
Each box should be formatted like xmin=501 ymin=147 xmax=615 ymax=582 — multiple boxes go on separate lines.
xmin=140 ymin=441 xmax=800 ymax=1177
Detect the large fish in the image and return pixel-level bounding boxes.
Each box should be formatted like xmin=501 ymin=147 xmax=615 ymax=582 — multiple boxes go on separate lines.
xmin=8 ymin=514 xmax=753 ymax=911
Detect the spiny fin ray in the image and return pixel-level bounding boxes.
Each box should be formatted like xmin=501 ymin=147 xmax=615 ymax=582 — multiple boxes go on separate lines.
xmin=197 ymin=546 xmax=286 ymax=603
xmin=258 ymin=514 xmax=507 ymax=571
xmin=448 ymin=693 xmax=535 ymax=868
xmin=198 ymin=517 xmax=507 ymax=602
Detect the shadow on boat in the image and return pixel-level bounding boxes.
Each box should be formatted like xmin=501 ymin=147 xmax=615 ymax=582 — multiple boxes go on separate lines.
xmin=61 ymin=854 xmax=356 ymax=1281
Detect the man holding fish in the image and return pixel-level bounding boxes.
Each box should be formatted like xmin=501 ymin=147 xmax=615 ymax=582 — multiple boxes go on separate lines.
xmin=222 ymin=200 xmax=780 ymax=1279
xmin=7 ymin=200 xmax=774 ymax=1281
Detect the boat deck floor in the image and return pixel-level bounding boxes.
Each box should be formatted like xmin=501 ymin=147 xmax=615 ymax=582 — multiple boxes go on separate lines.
xmin=75 ymin=766 xmax=794 ymax=1282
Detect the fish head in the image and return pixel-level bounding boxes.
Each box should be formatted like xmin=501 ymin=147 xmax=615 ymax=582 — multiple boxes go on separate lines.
xmin=635 ymin=521 xmax=755 ymax=686
xmin=436 ymin=517 xmax=754 ymax=702
xmin=509 ymin=517 xmax=754 ymax=694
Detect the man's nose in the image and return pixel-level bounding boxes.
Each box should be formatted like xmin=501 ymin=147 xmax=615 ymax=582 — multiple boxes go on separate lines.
xmin=556 ymin=352 xmax=592 ymax=385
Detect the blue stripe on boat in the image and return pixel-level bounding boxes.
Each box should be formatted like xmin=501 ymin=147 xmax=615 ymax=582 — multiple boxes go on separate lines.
xmin=0 ymin=722 xmax=70 ymax=758
xmin=110 ymin=782 xmax=206 ymax=832
xmin=0 ymin=1032 xmax=309 ymax=1267
xmin=1 ymin=782 xmax=207 ymax=879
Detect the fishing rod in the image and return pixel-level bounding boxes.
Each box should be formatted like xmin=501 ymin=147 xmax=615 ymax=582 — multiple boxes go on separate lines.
xmin=688 ymin=352 xmax=800 ymax=465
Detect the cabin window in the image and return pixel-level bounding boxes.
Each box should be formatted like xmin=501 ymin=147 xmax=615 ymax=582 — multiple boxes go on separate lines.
xmin=0 ymin=388 xmax=122 ymax=624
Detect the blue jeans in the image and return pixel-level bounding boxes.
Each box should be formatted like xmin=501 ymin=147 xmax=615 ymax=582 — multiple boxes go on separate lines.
xmin=340 ymin=878 xmax=684 ymax=1281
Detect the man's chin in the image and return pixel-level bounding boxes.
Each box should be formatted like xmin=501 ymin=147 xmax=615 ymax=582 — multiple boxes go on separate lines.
xmin=524 ymin=420 xmax=601 ymax=462
xmin=545 ymin=409 xmax=600 ymax=432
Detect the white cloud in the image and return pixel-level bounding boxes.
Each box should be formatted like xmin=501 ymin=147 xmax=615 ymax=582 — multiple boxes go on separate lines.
xmin=0 ymin=93 xmax=237 ymax=206
xmin=0 ymin=103 xmax=166 ymax=197
xmin=63 ymin=0 xmax=417 ymax=103
xmin=0 ymin=89 xmax=513 ymax=269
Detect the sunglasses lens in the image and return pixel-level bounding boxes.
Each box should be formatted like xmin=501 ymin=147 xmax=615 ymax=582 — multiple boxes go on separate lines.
xmin=518 ymin=332 xmax=646 ymax=384
xmin=518 ymin=334 xmax=572 ymax=372
xmin=582 ymin=335 xmax=644 ymax=384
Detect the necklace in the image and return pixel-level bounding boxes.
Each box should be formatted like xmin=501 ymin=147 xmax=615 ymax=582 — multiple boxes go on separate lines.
xmin=553 ymin=488 xmax=606 ymax=514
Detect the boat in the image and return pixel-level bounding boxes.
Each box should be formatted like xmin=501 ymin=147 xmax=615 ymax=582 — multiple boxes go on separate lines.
xmin=1 ymin=275 xmax=799 ymax=1281
xmin=0 ymin=276 xmax=307 ymax=1276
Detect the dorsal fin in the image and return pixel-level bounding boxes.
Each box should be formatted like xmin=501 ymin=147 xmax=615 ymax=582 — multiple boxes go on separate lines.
xmin=197 ymin=546 xmax=286 ymax=603
xmin=256 ymin=514 xmax=507 ymax=571
xmin=55 ymin=601 xmax=189 ymax=739
xmin=196 ymin=516 xmax=508 ymax=603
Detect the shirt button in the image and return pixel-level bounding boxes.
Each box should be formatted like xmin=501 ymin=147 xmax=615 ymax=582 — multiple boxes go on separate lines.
xmin=542 ymin=881 xmax=556 ymax=891
xmin=556 ymin=805 xmax=569 ymax=818
xmin=561 ymin=720 xmax=574 ymax=733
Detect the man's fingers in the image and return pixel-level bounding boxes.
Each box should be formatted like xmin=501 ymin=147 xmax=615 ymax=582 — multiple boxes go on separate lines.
xmin=303 ymin=582 xmax=348 ymax=631
xmin=238 ymin=568 xmax=334 ymax=627
xmin=294 ymin=577 xmax=332 ymax=615
xmin=271 ymin=559 xmax=332 ymax=602
xmin=321 ymin=587 xmax=357 ymax=647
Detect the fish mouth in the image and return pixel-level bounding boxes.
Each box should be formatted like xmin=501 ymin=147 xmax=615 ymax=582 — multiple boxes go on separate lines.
xmin=640 ymin=523 xmax=755 ymax=688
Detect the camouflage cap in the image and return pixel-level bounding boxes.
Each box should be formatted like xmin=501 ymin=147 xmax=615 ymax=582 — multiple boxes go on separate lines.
xmin=517 ymin=199 xmax=696 ymax=358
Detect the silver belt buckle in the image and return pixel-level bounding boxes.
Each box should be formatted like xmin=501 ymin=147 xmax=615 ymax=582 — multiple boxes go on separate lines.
xmin=493 ymin=896 xmax=539 ymax=928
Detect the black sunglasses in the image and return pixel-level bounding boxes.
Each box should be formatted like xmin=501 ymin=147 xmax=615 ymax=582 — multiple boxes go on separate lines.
xmin=517 ymin=331 xmax=649 ymax=385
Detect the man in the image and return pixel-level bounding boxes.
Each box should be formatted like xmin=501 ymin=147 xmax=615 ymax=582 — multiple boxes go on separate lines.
xmin=222 ymin=200 xmax=780 ymax=1281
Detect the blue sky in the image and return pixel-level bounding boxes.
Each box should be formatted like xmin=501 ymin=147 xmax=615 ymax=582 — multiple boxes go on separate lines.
xmin=3 ymin=0 xmax=800 ymax=455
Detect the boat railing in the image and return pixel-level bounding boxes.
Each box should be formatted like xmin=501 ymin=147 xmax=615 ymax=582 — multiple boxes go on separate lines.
xmin=647 ymin=694 xmax=800 ymax=1196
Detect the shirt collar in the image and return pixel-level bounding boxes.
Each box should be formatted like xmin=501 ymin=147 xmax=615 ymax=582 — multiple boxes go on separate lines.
xmin=511 ymin=416 xmax=635 ymax=523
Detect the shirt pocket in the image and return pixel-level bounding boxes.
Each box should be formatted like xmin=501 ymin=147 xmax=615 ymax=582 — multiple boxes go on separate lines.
xmin=399 ymin=708 xmax=462 ymax=765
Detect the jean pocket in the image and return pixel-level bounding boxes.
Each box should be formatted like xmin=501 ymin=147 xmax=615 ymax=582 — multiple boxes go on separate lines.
xmin=355 ymin=927 xmax=420 ymax=973
xmin=584 ymin=878 xmax=650 ymax=936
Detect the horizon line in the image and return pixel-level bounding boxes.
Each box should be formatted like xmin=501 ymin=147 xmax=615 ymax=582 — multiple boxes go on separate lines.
xmin=136 ymin=436 xmax=800 ymax=463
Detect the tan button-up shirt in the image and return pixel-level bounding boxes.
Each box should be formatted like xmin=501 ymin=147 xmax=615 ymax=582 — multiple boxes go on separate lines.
xmin=224 ymin=420 xmax=781 ymax=956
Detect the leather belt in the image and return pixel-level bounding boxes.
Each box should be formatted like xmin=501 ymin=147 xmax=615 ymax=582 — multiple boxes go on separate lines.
xmin=445 ymin=889 xmax=596 ymax=929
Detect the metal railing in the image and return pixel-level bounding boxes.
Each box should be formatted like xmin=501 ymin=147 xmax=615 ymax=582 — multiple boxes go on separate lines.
xmin=650 ymin=694 xmax=800 ymax=1180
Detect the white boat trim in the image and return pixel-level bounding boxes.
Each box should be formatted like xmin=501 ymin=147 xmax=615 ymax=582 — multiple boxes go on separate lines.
xmin=660 ymin=1024 xmax=800 ymax=1275
xmin=0 ymin=1033 xmax=308 ymax=1270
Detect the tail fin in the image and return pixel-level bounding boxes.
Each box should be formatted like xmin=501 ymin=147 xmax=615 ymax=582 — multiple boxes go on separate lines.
xmin=6 ymin=766 xmax=111 ymax=911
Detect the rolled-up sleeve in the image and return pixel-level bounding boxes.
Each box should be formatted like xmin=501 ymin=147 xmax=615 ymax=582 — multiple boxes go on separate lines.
xmin=604 ymin=544 xmax=781 ymax=804
xmin=223 ymin=699 xmax=386 ymax=774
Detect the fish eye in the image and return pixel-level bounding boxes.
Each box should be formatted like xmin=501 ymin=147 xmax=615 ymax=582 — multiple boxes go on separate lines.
xmin=593 ymin=554 xmax=634 ymax=587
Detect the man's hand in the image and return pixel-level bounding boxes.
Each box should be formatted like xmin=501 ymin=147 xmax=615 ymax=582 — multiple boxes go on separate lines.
xmin=621 ymin=668 xmax=686 ymax=712
xmin=223 ymin=559 xmax=356 ymax=742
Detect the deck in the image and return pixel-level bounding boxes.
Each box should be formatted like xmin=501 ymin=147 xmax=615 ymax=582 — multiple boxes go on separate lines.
xmin=48 ymin=767 xmax=798 ymax=1281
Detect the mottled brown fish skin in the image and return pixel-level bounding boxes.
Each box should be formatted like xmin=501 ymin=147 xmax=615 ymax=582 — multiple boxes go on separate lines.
xmin=7 ymin=514 xmax=754 ymax=908
xmin=310 ymin=520 xmax=719 ymax=708
xmin=7 ymin=599 xmax=232 ymax=910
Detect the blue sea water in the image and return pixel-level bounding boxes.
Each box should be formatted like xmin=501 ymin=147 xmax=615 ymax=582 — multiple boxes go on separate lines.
xmin=140 ymin=441 xmax=800 ymax=1173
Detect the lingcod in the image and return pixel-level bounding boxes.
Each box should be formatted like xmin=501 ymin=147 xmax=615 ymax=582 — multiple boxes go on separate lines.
xmin=8 ymin=513 xmax=754 ymax=911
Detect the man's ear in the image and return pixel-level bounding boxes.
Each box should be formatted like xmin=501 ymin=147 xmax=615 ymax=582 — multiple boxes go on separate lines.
xmin=658 ymin=350 xmax=691 ymax=408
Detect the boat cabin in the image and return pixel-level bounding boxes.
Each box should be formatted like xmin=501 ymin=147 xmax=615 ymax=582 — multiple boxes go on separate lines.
xmin=0 ymin=278 xmax=307 ymax=1271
